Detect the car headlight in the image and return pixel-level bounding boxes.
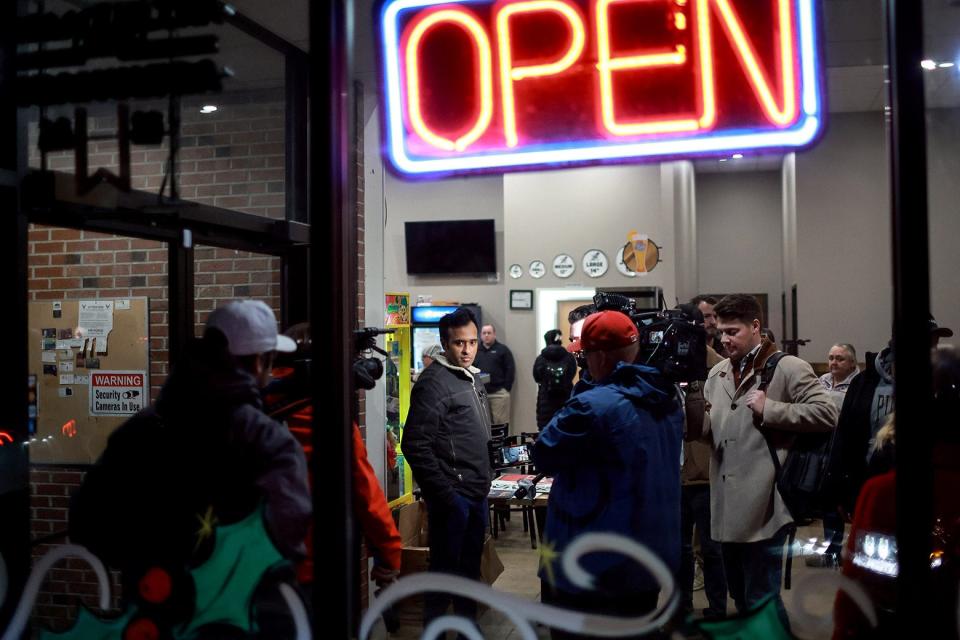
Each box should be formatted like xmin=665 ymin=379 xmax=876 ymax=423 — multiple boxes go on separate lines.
xmin=853 ymin=532 xmax=898 ymax=577
xmin=852 ymin=532 xmax=945 ymax=577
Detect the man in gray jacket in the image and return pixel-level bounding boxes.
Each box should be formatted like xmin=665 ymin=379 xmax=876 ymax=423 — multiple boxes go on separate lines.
xmin=703 ymin=295 xmax=836 ymax=621
xmin=402 ymin=307 xmax=492 ymax=626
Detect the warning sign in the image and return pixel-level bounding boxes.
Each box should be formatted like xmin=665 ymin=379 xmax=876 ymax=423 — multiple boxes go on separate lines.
xmin=89 ymin=370 xmax=147 ymax=416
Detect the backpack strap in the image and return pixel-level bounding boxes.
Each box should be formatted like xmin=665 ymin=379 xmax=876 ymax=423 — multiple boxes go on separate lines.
xmin=755 ymin=351 xmax=787 ymax=393
xmin=783 ymin=526 xmax=797 ymax=590
xmin=757 ymin=352 xmax=787 ymax=477
xmin=755 ymin=352 xmax=799 ymax=590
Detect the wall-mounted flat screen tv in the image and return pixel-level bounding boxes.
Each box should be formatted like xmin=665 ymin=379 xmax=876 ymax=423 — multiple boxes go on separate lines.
xmin=405 ymin=220 xmax=497 ymax=275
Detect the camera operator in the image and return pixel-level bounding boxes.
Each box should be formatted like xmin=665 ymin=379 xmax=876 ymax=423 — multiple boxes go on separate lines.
xmin=533 ymin=311 xmax=684 ymax=638
xmin=264 ymin=323 xmax=402 ymax=589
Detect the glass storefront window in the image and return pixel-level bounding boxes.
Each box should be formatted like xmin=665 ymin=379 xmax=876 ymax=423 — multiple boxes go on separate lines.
xmin=26 ymin=224 xmax=168 ymax=630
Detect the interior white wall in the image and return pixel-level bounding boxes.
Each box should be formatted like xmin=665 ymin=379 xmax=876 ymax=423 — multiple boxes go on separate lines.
xmin=671 ymin=161 xmax=699 ymax=302
xmin=503 ymin=164 xmax=671 ymax=433
xmin=793 ymin=109 xmax=959 ymax=364
xmin=381 ymin=172 xmax=506 ymax=328
xmin=781 ymin=153 xmax=798 ymax=344
xmin=362 ymin=98 xmax=387 ymax=486
xmin=924 ymin=109 xmax=960 ymax=348
xmin=695 ymin=170 xmax=785 ymax=340
xmin=794 ymin=112 xmax=892 ymax=362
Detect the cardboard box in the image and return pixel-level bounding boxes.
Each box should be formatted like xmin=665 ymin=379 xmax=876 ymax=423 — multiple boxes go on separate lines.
xmin=392 ymin=500 xmax=504 ymax=628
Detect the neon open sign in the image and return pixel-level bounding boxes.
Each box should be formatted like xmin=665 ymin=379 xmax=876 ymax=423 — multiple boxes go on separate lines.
xmin=377 ymin=0 xmax=823 ymax=177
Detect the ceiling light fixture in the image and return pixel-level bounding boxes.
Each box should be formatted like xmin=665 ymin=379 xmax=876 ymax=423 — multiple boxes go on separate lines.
xmin=200 ymin=104 xmax=218 ymax=114
xmin=732 ymin=153 xmax=744 ymax=159
xmin=921 ymin=59 xmax=937 ymax=70
xmin=719 ymin=158 xmax=728 ymax=162
xmin=938 ymin=61 xmax=955 ymax=69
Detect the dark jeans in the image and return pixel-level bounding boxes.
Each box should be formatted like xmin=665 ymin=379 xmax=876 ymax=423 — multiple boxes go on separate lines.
xmin=423 ymin=493 xmax=489 ymax=626
xmin=721 ymin=526 xmax=790 ymax=626
xmin=679 ymin=484 xmax=727 ymax=617
xmin=541 ymin=580 xmax=659 ymax=640
xmin=823 ymin=511 xmax=845 ymax=564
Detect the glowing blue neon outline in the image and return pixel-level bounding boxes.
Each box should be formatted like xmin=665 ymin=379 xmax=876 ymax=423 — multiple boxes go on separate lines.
xmin=380 ymin=0 xmax=823 ymax=175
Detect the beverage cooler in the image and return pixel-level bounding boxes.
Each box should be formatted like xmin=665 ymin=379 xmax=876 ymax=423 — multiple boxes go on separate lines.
xmin=384 ymin=293 xmax=412 ymax=506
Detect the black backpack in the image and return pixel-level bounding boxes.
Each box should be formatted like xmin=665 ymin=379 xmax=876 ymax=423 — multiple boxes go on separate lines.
xmin=542 ymin=361 xmax=569 ymax=396
xmin=756 ymin=353 xmax=839 ymax=526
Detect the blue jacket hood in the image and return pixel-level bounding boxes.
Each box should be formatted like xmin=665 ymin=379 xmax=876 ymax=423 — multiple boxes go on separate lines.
xmin=581 ymin=361 xmax=675 ymax=408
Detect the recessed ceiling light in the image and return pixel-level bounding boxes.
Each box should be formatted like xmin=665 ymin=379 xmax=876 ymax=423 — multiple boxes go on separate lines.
xmin=921 ymin=59 xmax=937 ymax=70
xmin=719 ymin=158 xmax=728 ymax=162
xmin=732 ymin=153 xmax=744 ymax=159
xmin=939 ymin=61 xmax=955 ymax=69
xmin=200 ymin=105 xmax=218 ymax=114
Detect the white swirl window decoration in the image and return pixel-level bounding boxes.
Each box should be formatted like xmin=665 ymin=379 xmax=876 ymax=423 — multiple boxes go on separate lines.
xmin=361 ymin=532 xmax=680 ymax=640
xmin=360 ymin=531 xmax=885 ymax=640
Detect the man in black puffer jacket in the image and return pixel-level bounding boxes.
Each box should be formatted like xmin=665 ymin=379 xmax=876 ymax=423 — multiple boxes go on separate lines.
xmin=532 ymin=329 xmax=577 ymax=430
xmin=401 ymin=307 xmax=492 ymax=627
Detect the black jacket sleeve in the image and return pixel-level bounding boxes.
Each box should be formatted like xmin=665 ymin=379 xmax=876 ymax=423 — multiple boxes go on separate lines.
xmin=829 ymin=372 xmax=873 ymax=513
xmin=401 ymin=376 xmax=458 ymax=506
xmin=502 ymin=346 xmax=516 ymax=391
xmin=532 ymin=355 xmax=545 ymax=384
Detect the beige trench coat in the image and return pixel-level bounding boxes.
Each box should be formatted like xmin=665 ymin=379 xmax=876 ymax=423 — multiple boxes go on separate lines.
xmin=703 ymin=344 xmax=837 ymax=543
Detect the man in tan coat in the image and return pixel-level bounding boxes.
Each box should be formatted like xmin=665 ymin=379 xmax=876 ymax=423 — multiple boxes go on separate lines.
xmin=703 ymin=295 xmax=836 ymax=621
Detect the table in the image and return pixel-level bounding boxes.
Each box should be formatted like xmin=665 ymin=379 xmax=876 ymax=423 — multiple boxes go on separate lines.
xmin=487 ymin=474 xmax=551 ymax=549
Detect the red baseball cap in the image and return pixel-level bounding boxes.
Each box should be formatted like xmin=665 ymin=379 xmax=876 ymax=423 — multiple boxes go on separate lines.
xmin=581 ymin=311 xmax=639 ymax=352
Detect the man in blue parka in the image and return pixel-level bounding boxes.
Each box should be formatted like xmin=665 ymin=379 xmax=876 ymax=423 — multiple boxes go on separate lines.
xmin=534 ymin=310 xmax=683 ymax=633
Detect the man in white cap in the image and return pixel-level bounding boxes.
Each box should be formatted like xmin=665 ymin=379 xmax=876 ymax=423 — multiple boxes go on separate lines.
xmin=70 ymin=300 xmax=311 ymax=583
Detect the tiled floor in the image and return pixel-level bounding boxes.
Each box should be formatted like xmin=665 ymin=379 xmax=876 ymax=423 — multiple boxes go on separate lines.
xmin=369 ymin=518 xmax=845 ymax=639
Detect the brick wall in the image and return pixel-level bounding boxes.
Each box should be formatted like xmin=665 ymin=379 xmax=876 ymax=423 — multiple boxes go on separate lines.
xmin=32 ymin=101 xmax=286 ymax=217
xmin=25 ymin=93 xmax=373 ymax=630
xmin=355 ymin=86 xmax=369 ymax=613
xmin=27 ymin=99 xmax=290 ymax=632
xmin=29 ymin=466 xmax=122 ymax=630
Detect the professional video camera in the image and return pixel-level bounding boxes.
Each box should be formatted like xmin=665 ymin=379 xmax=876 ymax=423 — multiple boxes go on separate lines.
xmin=354 ymin=327 xmax=396 ymax=390
xmin=592 ymin=292 xmax=707 ymax=383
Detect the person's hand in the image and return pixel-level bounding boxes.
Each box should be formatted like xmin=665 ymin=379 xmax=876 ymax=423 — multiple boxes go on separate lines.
xmin=371 ymin=565 xmax=400 ymax=587
xmin=745 ymin=389 xmax=766 ymax=418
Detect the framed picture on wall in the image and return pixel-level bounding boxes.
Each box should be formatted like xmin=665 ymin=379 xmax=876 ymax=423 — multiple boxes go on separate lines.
xmin=510 ymin=290 xmax=534 ymax=310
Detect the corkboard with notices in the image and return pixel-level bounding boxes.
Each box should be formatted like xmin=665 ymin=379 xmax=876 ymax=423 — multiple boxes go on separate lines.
xmin=28 ymin=298 xmax=149 ymax=465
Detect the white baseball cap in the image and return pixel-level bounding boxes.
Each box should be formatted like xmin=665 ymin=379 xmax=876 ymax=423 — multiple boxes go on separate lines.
xmin=206 ymin=300 xmax=297 ymax=356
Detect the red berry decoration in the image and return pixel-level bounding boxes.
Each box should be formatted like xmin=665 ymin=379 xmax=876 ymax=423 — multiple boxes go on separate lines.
xmin=124 ymin=617 xmax=159 ymax=640
xmin=138 ymin=567 xmax=173 ymax=604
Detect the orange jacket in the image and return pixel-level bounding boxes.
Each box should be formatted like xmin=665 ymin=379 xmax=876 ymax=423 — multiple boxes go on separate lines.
xmin=268 ymin=370 xmax=402 ymax=581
